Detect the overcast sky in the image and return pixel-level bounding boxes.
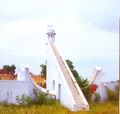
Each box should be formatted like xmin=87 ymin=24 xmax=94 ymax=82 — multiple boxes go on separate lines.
xmin=0 ymin=0 xmax=119 ymax=82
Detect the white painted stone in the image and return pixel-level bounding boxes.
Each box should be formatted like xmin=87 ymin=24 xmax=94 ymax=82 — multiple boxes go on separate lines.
xmin=0 ymin=80 xmax=29 ymax=103
xmin=46 ymin=27 xmax=89 ymax=111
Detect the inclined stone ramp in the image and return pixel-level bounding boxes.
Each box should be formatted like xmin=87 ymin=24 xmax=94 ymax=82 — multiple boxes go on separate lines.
xmin=49 ymin=42 xmax=89 ymax=111
xmin=18 ymin=67 xmax=56 ymax=99
xmin=29 ymin=74 xmax=55 ymax=98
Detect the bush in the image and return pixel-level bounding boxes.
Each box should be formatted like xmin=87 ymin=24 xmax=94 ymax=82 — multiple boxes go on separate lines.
xmin=94 ymin=93 xmax=101 ymax=103
xmin=33 ymin=89 xmax=57 ymax=105
xmin=105 ymin=86 xmax=119 ymax=102
xmin=33 ymin=91 xmax=48 ymax=105
xmin=16 ymin=89 xmax=58 ymax=106
xmin=16 ymin=94 xmax=32 ymax=105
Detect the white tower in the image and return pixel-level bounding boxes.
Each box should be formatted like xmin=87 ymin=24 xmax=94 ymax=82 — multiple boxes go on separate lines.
xmin=46 ymin=26 xmax=89 ymax=111
xmin=46 ymin=25 xmax=56 ymax=43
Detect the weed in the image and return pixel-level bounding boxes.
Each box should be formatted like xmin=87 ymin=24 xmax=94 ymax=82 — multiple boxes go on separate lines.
xmin=0 ymin=102 xmax=118 ymax=114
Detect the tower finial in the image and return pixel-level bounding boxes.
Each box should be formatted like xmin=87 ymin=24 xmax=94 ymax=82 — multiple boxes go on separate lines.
xmin=46 ymin=25 xmax=56 ymax=43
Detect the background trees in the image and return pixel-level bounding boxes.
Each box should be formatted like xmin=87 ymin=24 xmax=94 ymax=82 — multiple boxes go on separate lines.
xmin=2 ymin=64 xmax=16 ymax=74
xmin=40 ymin=59 xmax=91 ymax=102
xmin=66 ymin=59 xmax=90 ymax=102
xmin=40 ymin=64 xmax=46 ymax=79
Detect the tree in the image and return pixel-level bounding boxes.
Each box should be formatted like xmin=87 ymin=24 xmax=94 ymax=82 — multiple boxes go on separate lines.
xmin=66 ymin=59 xmax=91 ymax=102
xmin=10 ymin=64 xmax=16 ymax=74
xmin=3 ymin=64 xmax=16 ymax=74
xmin=40 ymin=64 xmax=46 ymax=79
xmin=40 ymin=59 xmax=91 ymax=102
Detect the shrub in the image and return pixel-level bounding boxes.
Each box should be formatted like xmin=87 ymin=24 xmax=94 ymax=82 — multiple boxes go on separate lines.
xmin=16 ymin=94 xmax=32 ymax=105
xmin=94 ymin=93 xmax=101 ymax=103
xmin=33 ymin=89 xmax=57 ymax=105
xmin=105 ymin=86 xmax=119 ymax=102
xmin=33 ymin=91 xmax=48 ymax=105
xmin=16 ymin=89 xmax=58 ymax=106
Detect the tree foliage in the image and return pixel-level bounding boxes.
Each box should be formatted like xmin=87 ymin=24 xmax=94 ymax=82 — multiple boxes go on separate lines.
xmin=3 ymin=64 xmax=16 ymax=74
xmin=40 ymin=59 xmax=91 ymax=102
xmin=40 ymin=64 xmax=46 ymax=79
xmin=66 ymin=59 xmax=90 ymax=102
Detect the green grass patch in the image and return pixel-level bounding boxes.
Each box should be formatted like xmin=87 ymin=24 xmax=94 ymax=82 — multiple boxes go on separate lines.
xmin=0 ymin=102 xmax=118 ymax=114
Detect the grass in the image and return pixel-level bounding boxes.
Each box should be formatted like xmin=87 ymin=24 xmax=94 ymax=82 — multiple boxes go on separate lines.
xmin=0 ymin=102 xmax=118 ymax=114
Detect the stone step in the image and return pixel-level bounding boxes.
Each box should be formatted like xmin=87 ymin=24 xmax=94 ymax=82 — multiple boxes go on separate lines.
xmin=51 ymin=43 xmax=87 ymax=108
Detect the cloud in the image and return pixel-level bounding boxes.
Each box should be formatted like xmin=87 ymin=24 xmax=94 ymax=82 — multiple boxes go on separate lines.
xmin=0 ymin=0 xmax=119 ymax=81
xmin=68 ymin=0 xmax=120 ymax=33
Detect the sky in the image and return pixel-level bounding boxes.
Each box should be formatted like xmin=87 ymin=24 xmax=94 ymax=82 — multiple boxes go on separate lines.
xmin=0 ymin=0 xmax=119 ymax=82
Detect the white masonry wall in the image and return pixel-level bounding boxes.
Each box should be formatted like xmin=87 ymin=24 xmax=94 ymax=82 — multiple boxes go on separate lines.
xmin=0 ymin=65 xmax=55 ymax=104
xmin=92 ymin=70 xmax=119 ymax=102
xmin=95 ymin=81 xmax=119 ymax=102
xmin=0 ymin=80 xmax=29 ymax=103
xmin=0 ymin=67 xmax=34 ymax=104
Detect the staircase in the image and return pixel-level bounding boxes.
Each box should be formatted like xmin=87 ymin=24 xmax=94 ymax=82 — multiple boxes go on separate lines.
xmin=50 ymin=42 xmax=89 ymax=110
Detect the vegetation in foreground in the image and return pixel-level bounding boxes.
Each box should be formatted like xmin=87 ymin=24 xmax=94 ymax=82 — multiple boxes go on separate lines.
xmin=0 ymin=101 xmax=118 ymax=114
xmin=0 ymin=61 xmax=118 ymax=114
xmin=0 ymin=89 xmax=119 ymax=114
